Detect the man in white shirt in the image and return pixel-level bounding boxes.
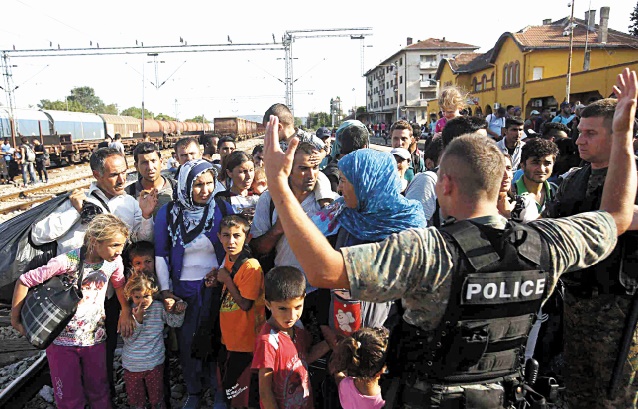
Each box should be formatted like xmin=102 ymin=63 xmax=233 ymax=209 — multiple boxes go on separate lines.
xmin=250 ymin=142 xmax=337 ymax=335
xmin=31 ymin=147 xmax=157 ymax=401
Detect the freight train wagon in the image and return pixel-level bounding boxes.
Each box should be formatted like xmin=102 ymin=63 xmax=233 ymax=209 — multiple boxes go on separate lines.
xmin=213 ymin=117 xmax=264 ymax=140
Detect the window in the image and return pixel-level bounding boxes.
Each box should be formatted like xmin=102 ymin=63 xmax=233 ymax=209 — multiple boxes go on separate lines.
xmin=387 ymin=98 xmax=389 ymax=105
xmin=514 ymin=61 xmax=520 ymax=84
xmin=400 ymin=76 xmax=403 ymax=84
xmin=481 ymin=74 xmax=487 ymax=90
xmin=509 ymin=65 xmax=515 ymax=85
xmin=400 ymin=94 xmax=403 ymax=102
xmin=422 ymin=111 xmax=425 ymax=119
xmin=390 ymin=97 xmax=394 ymax=104
xmin=420 ymin=55 xmax=436 ymax=62
xmin=420 ymin=92 xmax=428 ymax=99
xmin=533 ymin=67 xmax=543 ymax=80
xmin=503 ymin=64 xmax=509 ymax=86
xmin=387 ymin=82 xmax=389 ymax=88
xmin=400 ymin=57 xmax=403 ymax=66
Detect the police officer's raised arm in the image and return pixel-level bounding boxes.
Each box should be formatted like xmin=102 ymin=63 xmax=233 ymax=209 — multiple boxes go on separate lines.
xmin=599 ymin=68 xmax=638 ymax=235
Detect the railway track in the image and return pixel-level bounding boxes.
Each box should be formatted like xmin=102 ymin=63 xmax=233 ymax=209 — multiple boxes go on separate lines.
xmin=0 ymin=150 xmax=174 ymax=216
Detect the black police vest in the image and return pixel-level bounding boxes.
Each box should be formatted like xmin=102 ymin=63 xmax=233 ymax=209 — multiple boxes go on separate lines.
xmin=545 ymin=163 xmax=638 ymax=296
xmin=389 ymin=220 xmax=550 ymax=386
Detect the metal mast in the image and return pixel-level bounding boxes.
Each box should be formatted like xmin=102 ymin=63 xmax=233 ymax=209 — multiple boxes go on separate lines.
xmin=282 ymin=28 xmax=372 ymax=116
xmin=1 ymin=52 xmax=18 ymax=142
xmin=283 ymin=32 xmax=294 ymax=114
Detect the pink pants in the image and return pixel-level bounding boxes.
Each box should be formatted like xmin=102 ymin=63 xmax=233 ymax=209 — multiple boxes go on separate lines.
xmin=123 ymin=364 xmax=166 ymax=408
xmin=46 ymin=342 xmax=111 ymax=409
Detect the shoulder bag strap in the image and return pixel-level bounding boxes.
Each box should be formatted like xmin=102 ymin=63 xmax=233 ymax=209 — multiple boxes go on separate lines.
xmin=90 ymin=191 xmax=111 ymax=213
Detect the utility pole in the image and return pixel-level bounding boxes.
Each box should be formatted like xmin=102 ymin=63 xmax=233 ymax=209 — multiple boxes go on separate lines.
xmin=1 ymin=52 xmax=18 ymax=145
xmin=282 ymin=28 xmax=372 ymax=116
xmin=566 ymin=0 xmax=575 ymax=104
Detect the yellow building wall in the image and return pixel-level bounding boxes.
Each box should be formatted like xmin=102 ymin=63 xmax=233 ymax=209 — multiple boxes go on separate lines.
xmin=525 ymin=60 xmax=638 ymax=102
xmin=526 ymin=48 xmax=638 ymax=81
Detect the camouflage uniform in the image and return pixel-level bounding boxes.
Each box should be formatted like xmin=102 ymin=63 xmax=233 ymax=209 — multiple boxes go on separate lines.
xmin=544 ymin=166 xmax=638 ymax=408
xmin=340 ymin=212 xmax=618 ymax=408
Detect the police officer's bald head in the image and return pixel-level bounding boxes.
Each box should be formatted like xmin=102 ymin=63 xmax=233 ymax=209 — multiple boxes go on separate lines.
xmin=439 ymin=134 xmax=504 ymax=202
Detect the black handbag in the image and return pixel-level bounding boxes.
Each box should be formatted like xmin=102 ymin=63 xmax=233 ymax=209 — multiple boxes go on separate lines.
xmin=20 ymin=247 xmax=86 ymax=350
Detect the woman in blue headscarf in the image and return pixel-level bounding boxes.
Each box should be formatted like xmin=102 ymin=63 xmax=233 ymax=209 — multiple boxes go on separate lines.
xmin=312 ymin=149 xmax=427 ymax=335
xmin=155 ymin=159 xmax=233 ymax=409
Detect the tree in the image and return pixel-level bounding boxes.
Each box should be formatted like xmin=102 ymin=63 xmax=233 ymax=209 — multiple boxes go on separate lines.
xmin=38 ymin=99 xmax=83 ymax=112
xmin=631 ymin=1 xmax=638 ymax=36
xmin=155 ymin=113 xmax=176 ymax=121
xmin=66 ymin=86 xmax=105 ymax=113
xmin=186 ymin=115 xmax=209 ymax=123
xmin=120 ymin=106 xmax=154 ymax=119
xmin=305 ymin=111 xmax=331 ymax=128
xmin=102 ymin=103 xmax=119 ymax=115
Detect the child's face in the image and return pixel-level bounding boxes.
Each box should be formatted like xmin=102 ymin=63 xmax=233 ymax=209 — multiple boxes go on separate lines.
xmin=218 ymin=225 xmax=247 ymax=256
xmin=131 ymin=290 xmax=153 ymax=310
xmin=442 ymin=107 xmax=459 ymax=120
xmin=131 ymin=254 xmax=155 ymax=277
xmin=252 ymin=176 xmax=267 ymax=195
xmin=93 ymin=234 xmax=127 ymax=262
xmin=266 ymin=296 xmax=305 ymax=331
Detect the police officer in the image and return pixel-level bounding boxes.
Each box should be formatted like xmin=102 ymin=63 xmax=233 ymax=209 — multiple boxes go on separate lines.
xmin=543 ymin=96 xmax=638 ymax=406
xmin=260 ymin=68 xmax=638 ymax=408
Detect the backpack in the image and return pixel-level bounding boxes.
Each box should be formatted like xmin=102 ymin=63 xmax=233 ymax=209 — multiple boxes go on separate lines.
xmin=24 ymin=145 xmax=35 ymax=163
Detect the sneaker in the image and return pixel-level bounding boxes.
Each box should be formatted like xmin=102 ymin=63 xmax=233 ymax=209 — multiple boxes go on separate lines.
xmin=182 ymin=394 xmax=201 ymax=409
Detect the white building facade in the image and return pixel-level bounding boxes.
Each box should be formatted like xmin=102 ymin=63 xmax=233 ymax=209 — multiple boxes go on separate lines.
xmin=365 ymin=37 xmax=478 ymax=125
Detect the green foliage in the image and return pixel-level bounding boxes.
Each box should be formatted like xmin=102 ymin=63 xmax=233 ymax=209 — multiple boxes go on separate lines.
xmin=186 ymin=115 xmax=209 ymax=123
xmin=38 ymin=98 xmax=84 ymax=112
xmin=67 ymin=86 xmax=105 ymax=113
xmin=631 ymin=1 xmax=638 ymax=36
xmin=305 ymin=112 xmax=332 ymax=128
xmin=155 ymin=113 xmax=176 ymax=121
xmin=294 ymin=117 xmax=303 ymax=127
xmin=120 ymin=106 xmax=154 ymax=119
xmin=38 ymin=86 xmax=120 ymax=114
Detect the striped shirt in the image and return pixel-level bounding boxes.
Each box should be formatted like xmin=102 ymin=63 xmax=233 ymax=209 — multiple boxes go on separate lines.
xmin=122 ymin=300 xmax=185 ymax=372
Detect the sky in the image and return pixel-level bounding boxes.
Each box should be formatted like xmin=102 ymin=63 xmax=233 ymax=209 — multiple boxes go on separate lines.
xmin=1 ymin=0 xmax=636 ymax=120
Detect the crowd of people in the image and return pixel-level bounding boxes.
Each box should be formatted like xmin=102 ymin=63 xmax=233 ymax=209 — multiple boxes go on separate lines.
xmin=5 ymin=68 xmax=638 ymax=409
xmin=1 ymin=135 xmax=49 ymax=186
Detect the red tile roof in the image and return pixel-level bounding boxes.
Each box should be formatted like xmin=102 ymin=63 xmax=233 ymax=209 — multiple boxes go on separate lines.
xmin=405 ymin=38 xmax=479 ymax=50
xmin=447 ymin=52 xmax=483 ymax=71
xmin=513 ymin=17 xmax=638 ymax=49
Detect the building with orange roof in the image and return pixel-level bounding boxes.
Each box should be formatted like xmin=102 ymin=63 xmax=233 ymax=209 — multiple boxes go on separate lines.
xmin=364 ymin=37 xmax=479 ymax=125
xmin=433 ymin=6 xmax=638 ymax=119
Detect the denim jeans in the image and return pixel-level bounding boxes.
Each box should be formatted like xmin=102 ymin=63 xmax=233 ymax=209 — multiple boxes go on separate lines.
xmin=21 ymin=162 xmax=36 ymax=185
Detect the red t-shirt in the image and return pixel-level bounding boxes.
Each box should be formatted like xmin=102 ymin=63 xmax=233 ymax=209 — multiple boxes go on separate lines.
xmin=252 ymin=322 xmax=313 ymax=409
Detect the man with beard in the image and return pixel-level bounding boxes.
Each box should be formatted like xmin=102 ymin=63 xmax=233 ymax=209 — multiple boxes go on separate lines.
xmin=31 ymin=147 xmax=157 ymax=403
xmin=127 ymin=142 xmax=176 ymax=216
xmin=514 ymin=138 xmax=559 ymax=215
xmin=496 ymin=117 xmax=526 ymax=169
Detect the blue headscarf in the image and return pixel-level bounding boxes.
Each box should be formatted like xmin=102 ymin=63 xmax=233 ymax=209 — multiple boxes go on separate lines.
xmin=312 ymin=149 xmax=427 ymax=242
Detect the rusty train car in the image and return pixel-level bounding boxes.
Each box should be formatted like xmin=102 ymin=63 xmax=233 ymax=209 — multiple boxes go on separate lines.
xmin=213 ymin=117 xmax=265 ymax=141
xmin=0 ymin=108 xmax=260 ymax=164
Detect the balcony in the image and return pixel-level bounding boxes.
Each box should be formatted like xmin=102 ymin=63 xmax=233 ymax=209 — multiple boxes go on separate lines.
xmin=420 ymin=61 xmax=439 ymax=69
xmin=420 ymin=81 xmax=437 ymax=88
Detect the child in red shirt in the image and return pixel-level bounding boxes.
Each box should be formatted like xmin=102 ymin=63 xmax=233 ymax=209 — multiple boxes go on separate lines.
xmin=252 ymin=266 xmax=335 ymax=409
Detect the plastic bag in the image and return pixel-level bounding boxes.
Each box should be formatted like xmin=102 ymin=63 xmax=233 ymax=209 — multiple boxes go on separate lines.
xmin=0 ymin=192 xmax=71 ymax=299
